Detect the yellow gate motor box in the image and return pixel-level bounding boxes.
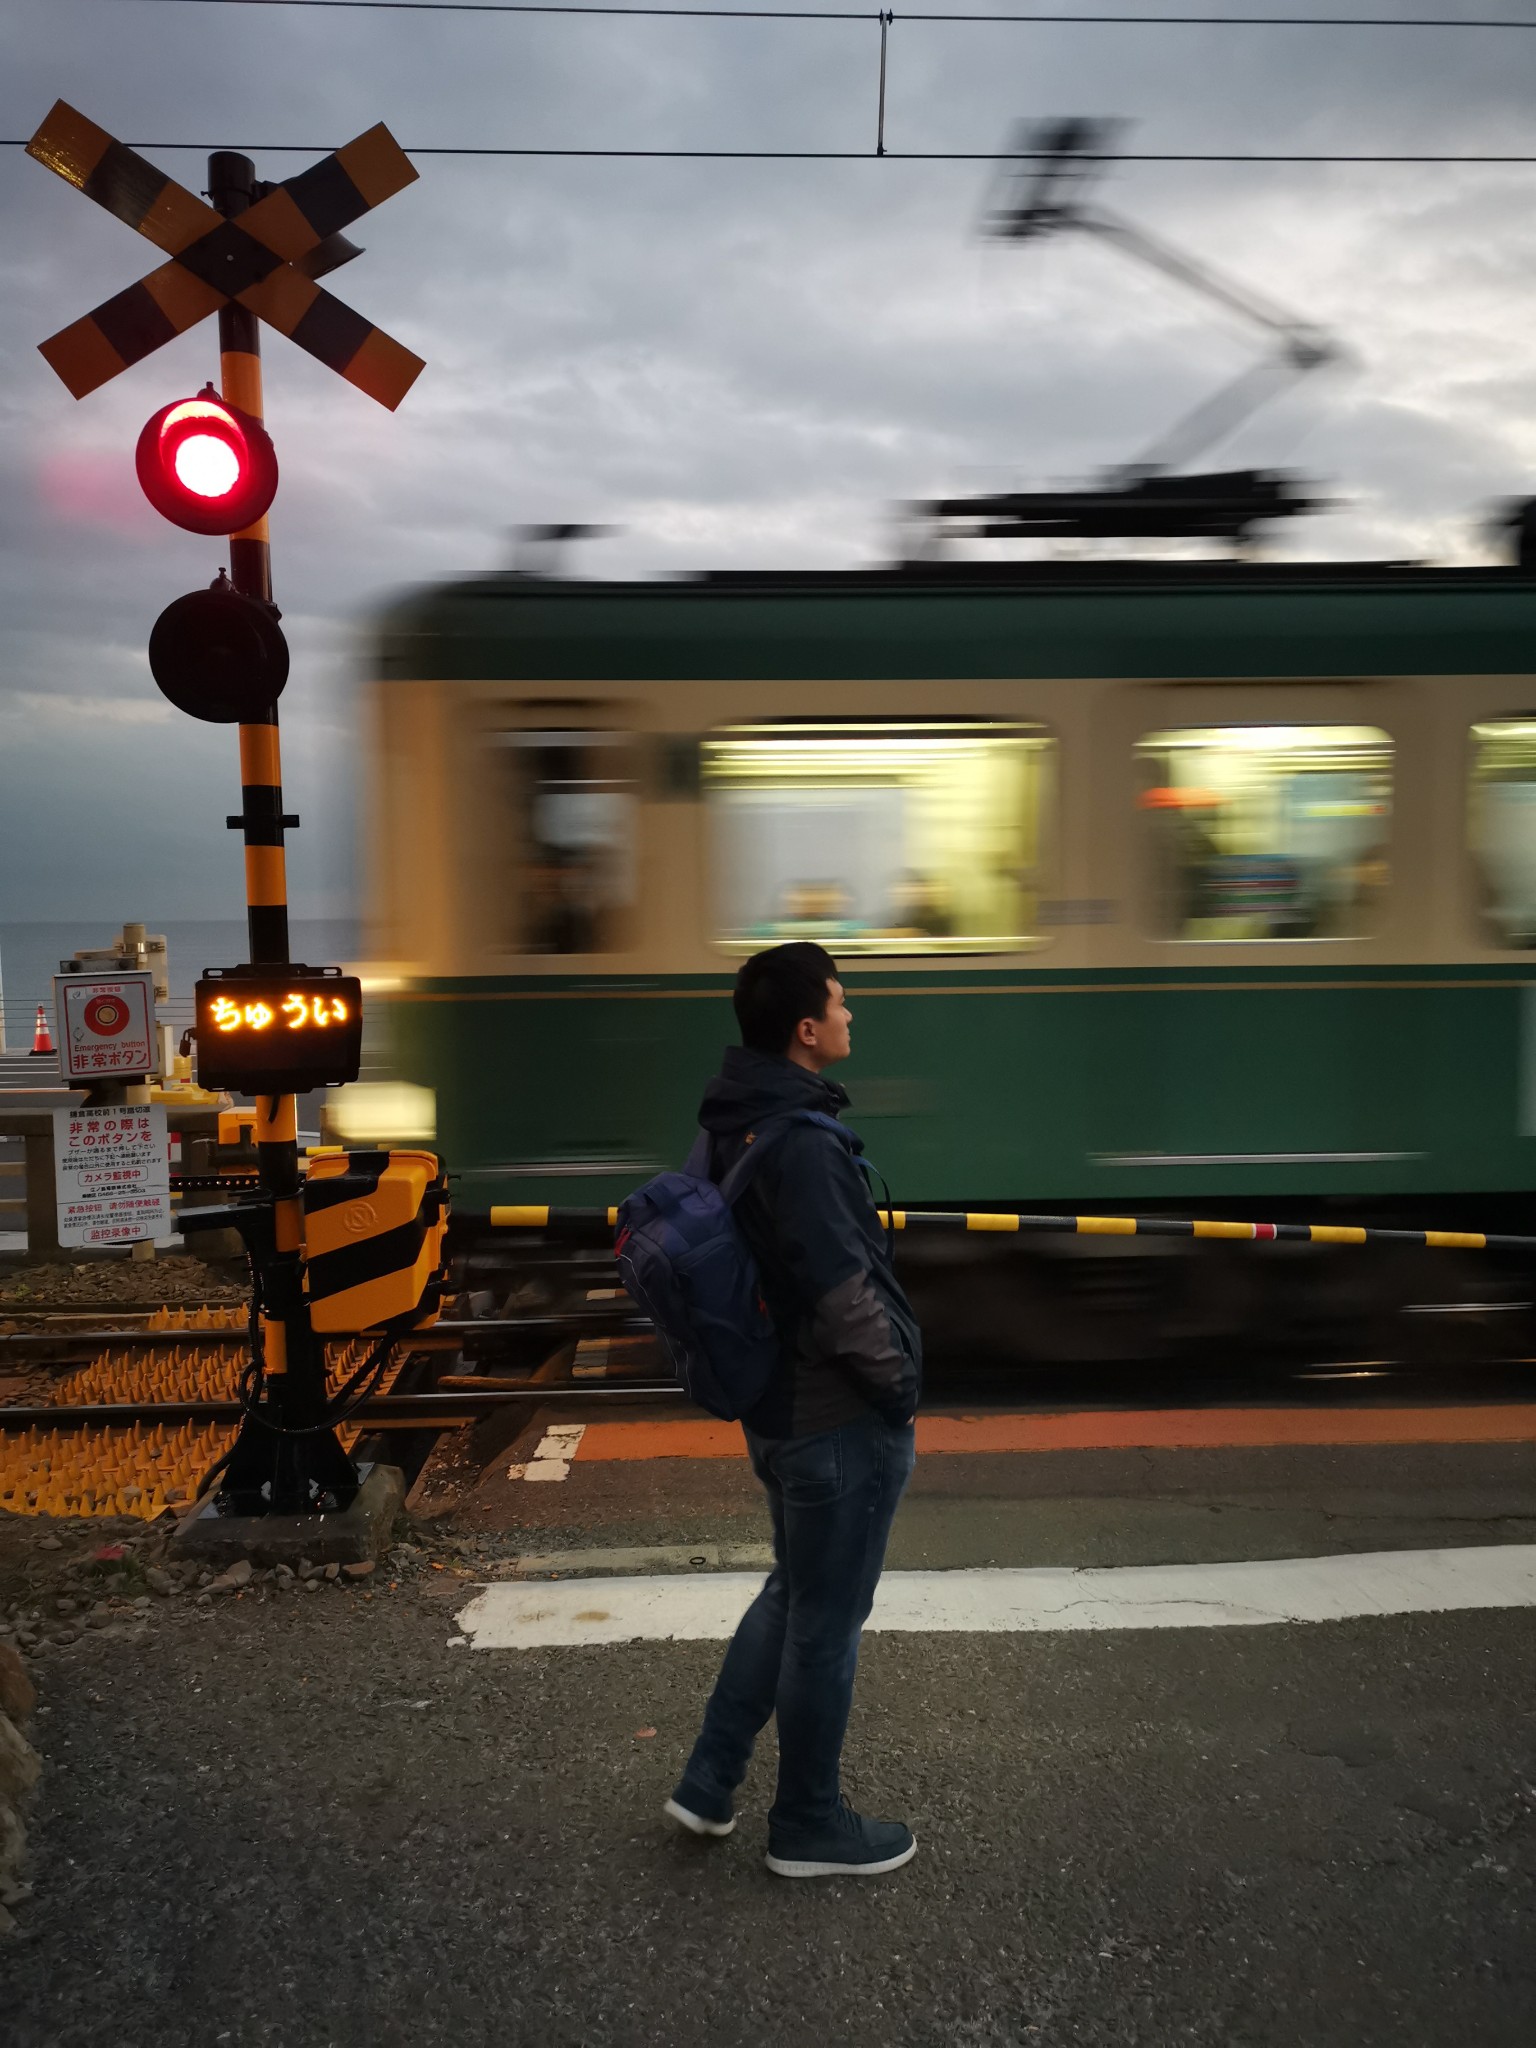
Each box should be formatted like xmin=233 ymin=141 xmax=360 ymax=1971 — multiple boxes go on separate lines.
xmin=303 ymin=1149 xmax=450 ymax=1334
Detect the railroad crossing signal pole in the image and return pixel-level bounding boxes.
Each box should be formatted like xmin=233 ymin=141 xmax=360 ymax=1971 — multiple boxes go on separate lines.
xmin=207 ymin=147 xmax=355 ymax=1516
xmin=27 ymin=103 xmax=426 ymax=1520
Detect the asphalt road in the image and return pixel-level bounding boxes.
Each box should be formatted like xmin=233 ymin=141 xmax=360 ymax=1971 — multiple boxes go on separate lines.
xmin=5 ymin=1556 xmax=1536 ymax=2047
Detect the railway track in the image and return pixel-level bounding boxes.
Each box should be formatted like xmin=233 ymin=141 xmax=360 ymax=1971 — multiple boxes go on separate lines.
xmin=6 ymin=1232 xmax=1535 ymax=1523
xmin=0 ymin=1278 xmax=681 ymax=1521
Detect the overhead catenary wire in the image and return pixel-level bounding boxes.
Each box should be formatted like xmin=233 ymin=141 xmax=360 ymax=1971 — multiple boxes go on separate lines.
xmin=109 ymin=0 xmax=1536 ymax=29
xmin=23 ymin=2 xmax=1536 ymax=169
xmin=10 ymin=141 xmax=1536 ymax=160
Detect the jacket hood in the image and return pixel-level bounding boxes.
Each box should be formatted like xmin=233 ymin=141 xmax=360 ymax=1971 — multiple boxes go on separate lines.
xmin=698 ymin=1045 xmax=851 ymax=1137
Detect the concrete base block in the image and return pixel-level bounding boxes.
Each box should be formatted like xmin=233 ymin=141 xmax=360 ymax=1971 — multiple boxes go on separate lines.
xmin=169 ymin=1462 xmax=406 ymax=1570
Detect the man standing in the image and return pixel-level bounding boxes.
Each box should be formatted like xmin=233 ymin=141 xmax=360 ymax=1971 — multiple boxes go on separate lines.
xmin=665 ymin=941 xmax=922 ymax=1878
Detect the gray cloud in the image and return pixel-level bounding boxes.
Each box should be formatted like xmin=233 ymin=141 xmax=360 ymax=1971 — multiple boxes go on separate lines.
xmin=6 ymin=3 xmax=1536 ymax=917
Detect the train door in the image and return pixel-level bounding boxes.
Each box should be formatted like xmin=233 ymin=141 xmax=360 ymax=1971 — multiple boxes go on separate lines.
xmin=1084 ymin=679 xmax=1423 ymax=1189
xmin=468 ymin=709 xmax=665 ymax=1186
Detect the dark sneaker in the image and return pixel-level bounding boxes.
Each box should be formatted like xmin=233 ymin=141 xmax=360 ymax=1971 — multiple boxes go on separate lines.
xmin=664 ymin=1781 xmax=736 ymax=1838
xmin=765 ymin=1802 xmax=916 ymax=1879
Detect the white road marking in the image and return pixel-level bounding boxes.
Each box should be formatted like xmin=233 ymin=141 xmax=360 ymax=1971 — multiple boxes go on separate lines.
xmin=508 ymin=1423 xmax=586 ymax=1484
xmin=453 ymin=1544 xmax=1536 ymax=1649
xmin=511 ymin=1541 xmax=777 ymax=1578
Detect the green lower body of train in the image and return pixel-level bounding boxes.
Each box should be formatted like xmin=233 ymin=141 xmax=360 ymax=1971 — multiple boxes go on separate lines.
xmin=377 ymin=964 xmax=1536 ymax=1364
xmin=381 ymin=962 xmax=1536 ymax=1216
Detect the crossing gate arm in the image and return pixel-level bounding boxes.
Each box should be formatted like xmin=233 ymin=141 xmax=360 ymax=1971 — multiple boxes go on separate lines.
xmin=485 ymin=1204 xmax=1534 ymax=1252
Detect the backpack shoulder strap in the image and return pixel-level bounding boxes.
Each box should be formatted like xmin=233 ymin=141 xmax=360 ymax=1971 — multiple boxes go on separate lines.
xmin=713 ymin=1109 xmax=854 ymax=1205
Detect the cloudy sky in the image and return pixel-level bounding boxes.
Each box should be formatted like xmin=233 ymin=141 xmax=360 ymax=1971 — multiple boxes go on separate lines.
xmin=5 ymin=0 xmax=1536 ymax=920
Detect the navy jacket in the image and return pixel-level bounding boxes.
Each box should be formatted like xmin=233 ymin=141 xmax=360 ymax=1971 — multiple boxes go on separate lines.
xmin=698 ymin=1046 xmax=922 ymax=1438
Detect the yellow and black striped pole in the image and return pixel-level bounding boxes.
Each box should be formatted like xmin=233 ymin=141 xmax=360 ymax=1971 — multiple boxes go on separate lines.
xmin=210 ymin=149 xmax=356 ymax=1515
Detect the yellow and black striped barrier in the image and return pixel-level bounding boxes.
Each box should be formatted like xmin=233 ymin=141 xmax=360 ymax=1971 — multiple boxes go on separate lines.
xmin=488 ymin=1204 xmax=1535 ymax=1253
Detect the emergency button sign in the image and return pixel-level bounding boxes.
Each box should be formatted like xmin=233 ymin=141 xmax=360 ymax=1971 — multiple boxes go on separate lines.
xmin=52 ymin=1104 xmax=171 ymax=1248
xmin=55 ymin=971 xmax=156 ymax=1082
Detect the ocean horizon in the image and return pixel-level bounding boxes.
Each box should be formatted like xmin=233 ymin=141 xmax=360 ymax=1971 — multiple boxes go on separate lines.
xmin=0 ymin=917 xmax=361 ymax=1053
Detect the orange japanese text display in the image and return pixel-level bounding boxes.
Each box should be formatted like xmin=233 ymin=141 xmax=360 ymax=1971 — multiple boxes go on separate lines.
xmin=193 ymin=967 xmax=363 ymax=1095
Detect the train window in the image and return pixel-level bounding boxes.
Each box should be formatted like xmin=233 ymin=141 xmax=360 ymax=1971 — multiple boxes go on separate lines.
xmin=495 ymin=727 xmax=636 ymax=954
xmin=1137 ymin=725 xmax=1392 ymax=941
xmin=702 ymin=719 xmax=1053 ymax=955
xmin=1470 ymin=720 xmax=1536 ymax=947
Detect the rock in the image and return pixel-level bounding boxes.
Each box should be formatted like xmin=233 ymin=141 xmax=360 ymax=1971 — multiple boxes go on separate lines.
xmin=196 ymin=1572 xmax=214 ymax=1590
xmin=323 ymin=1563 xmax=340 ymax=1582
xmin=0 ymin=1646 xmax=35 ymax=1723
xmin=132 ymin=1597 xmax=152 ymax=1613
xmin=306 ymin=1577 xmax=324 ymax=1593
xmin=51 ymin=1630 xmax=78 ymax=1647
xmin=208 ymin=1560 xmax=253 ymax=1595
xmin=54 ymin=1599 xmax=76 ymax=1617
xmin=195 ymin=1591 xmax=212 ymax=1605
xmin=37 ymin=1537 xmax=61 ymax=1552
xmin=273 ymin=1565 xmax=295 ymax=1585
xmin=144 ymin=1569 xmax=173 ymax=1598
xmin=341 ymin=1561 xmax=375 ymax=1581
xmin=0 ymin=1715 xmax=41 ymax=1806
xmin=297 ymin=1559 xmax=314 ymax=1579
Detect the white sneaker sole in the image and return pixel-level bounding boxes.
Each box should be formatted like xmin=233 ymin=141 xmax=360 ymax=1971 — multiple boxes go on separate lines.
xmin=765 ymin=1837 xmax=917 ymax=1878
xmin=664 ymin=1797 xmax=736 ymax=1838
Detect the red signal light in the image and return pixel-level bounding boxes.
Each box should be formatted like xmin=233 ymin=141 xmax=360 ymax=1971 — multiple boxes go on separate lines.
xmin=135 ymin=388 xmax=278 ymax=536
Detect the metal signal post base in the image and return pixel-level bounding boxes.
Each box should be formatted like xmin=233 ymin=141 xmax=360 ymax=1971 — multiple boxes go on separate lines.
xmin=207 ymin=147 xmax=358 ymax=1518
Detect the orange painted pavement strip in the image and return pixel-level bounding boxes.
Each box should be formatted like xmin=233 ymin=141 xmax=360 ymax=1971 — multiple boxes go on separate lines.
xmin=571 ymin=1405 xmax=1536 ymax=1463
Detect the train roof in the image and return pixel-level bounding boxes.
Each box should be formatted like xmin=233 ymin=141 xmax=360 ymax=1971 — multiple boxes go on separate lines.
xmin=374 ymin=560 xmax=1536 ymax=684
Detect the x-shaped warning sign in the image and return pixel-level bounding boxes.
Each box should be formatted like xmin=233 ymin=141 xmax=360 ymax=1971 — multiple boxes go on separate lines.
xmin=27 ymin=101 xmax=425 ymax=409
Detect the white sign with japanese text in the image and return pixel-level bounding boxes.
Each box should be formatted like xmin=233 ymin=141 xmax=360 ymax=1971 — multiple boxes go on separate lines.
xmin=54 ymin=972 xmax=157 ymax=1082
xmin=53 ymin=1105 xmax=171 ymax=1248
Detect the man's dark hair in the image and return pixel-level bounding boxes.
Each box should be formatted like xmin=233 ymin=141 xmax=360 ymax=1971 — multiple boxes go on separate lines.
xmin=733 ymin=942 xmax=839 ymax=1056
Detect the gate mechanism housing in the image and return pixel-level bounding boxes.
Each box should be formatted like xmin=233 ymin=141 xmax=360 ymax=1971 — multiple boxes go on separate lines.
xmin=303 ymin=1148 xmax=450 ymax=1335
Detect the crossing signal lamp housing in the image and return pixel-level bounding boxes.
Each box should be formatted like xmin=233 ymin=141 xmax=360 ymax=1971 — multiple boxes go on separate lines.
xmin=148 ymin=574 xmax=290 ymax=723
xmin=136 ymin=388 xmax=278 ymax=536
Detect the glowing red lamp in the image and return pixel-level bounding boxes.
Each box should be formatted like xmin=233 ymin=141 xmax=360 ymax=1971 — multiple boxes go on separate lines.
xmin=135 ymin=388 xmax=278 ymax=536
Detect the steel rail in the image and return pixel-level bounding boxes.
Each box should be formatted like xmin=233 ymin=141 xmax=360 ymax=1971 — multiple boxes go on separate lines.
xmin=0 ymin=1310 xmax=653 ymax=1353
xmin=0 ymin=1384 xmax=682 ymax=1430
xmin=0 ymin=1302 xmax=248 ymax=1320
xmin=489 ymin=1203 xmax=1536 ymax=1250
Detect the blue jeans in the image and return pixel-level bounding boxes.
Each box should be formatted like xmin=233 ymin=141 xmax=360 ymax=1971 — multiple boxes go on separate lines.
xmin=680 ymin=1414 xmax=916 ymax=1835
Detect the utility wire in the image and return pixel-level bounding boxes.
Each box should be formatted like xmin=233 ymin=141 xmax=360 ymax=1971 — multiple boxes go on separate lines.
xmin=103 ymin=0 xmax=1536 ymax=27
xmin=9 ymin=142 xmax=1536 ymax=158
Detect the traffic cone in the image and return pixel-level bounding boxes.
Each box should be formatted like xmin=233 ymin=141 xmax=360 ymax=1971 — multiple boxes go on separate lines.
xmin=29 ymin=1003 xmax=55 ymax=1057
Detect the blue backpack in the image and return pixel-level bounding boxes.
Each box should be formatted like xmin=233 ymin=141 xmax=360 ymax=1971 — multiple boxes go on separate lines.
xmin=615 ymin=1111 xmax=858 ymax=1421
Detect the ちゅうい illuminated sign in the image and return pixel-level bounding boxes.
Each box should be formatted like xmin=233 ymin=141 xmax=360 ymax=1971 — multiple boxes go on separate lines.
xmin=194 ymin=970 xmax=363 ymax=1093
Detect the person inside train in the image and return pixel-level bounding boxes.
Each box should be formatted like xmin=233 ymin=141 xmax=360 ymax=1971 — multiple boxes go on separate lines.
xmin=885 ymin=870 xmax=952 ymax=939
xmin=526 ymin=849 xmax=601 ymax=954
xmin=665 ymin=940 xmax=923 ymax=1878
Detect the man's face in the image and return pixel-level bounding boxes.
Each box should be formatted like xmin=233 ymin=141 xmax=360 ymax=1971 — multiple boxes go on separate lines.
xmin=795 ymin=978 xmax=853 ymax=1069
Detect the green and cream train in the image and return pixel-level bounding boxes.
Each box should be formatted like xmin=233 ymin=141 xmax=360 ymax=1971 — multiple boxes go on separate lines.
xmin=354 ymin=560 xmax=1536 ymax=1361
